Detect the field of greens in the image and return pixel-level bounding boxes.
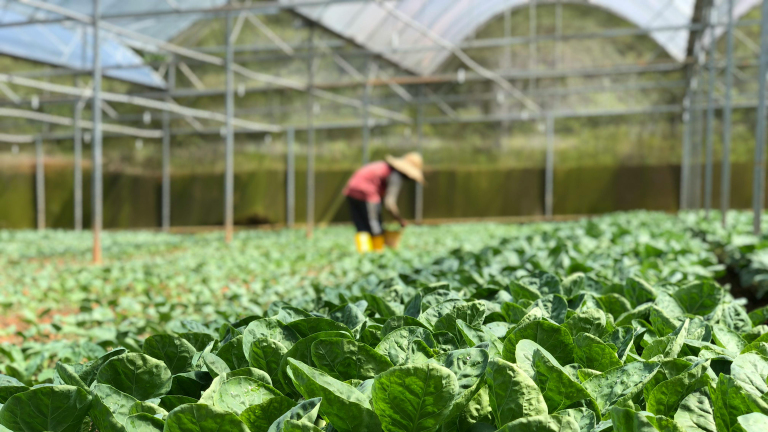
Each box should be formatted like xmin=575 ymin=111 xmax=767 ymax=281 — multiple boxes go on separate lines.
xmin=2 ymin=212 xmax=768 ymax=432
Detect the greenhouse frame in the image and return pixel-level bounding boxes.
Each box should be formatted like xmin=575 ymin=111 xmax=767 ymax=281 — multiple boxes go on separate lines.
xmin=2 ymin=0 xmax=768 ymax=261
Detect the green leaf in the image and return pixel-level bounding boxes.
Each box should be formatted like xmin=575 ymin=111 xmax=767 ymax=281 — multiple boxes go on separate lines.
xmin=124 ymin=414 xmax=164 ymax=432
xmin=158 ymin=395 xmax=197 ymax=412
xmin=164 ymin=404 xmax=249 ymax=432
xmin=433 ymin=301 xmax=487 ymax=341
xmin=129 ymin=401 xmax=167 ymax=417
xmin=509 ymin=281 xmax=542 ymax=302
xmin=238 ymin=395 xmax=295 ymax=432
xmin=381 ymin=316 xmax=431 ymax=338
xmin=248 ymin=337 xmax=288 ymax=386
xmin=582 ymin=362 xmax=660 ymax=415
xmin=673 ymin=389 xmax=716 ymax=432
xmin=710 ymin=374 xmax=768 ymax=432
xmin=671 ymin=281 xmax=723 ymax=316
xmin=573 ymin=333 xmax=622 ymax=372
xmin=264 ymin=397 xmax=321 ymax=432
xmin=286 ymin=318 xmax=353 ymax=338
xmin=54 ymin=363 xmax=87 ymax=390
xmin=647 ymin=360 xmax=711 ymax=417
xmin=97 ymin=353 xmax=172 ymax=401
xmin=736 ymin=413 xmax=768 ymax=432
xmin=200 ymin=368 xmax=273 ymax=406
xmin=278 ymin=331 xmax=354 ymax=394
xmin=89 ymin=383 xmax=138 ymax=431
xmin=609 ymin=406 xmax=656 ymax=432
xmin=311 ymin=338 xmax=393 ymax=381
xmin=282 ymin=420 xmax=323 ymax=432
xmin=0 ymin=385 xmax=91 ymax=432
xmin=286 ymin=358 xmax=381 ymax=432
xmin=213 ymin=376 xmax=282 ymax=415
xmin=532 ymin=349 xmax=593 ymax=414
xmin=712 ymin=324 xmax=747 ymax=355
xmin=530 ymin=295 xmax=569 ymax=325
xmin=503 ymin=320 xmax=575 ymax=366
xmin=557 ymin=408 xmax=596 ymax=432
xmin=142 ymin=334 xmax=197 ymax=375
xmin=434 ymin=347 xmax=488 ymax=392
xmin=731 ymin=353 xmax=768 ymax=396
xmin=217 ymin=335 xmax=250 ymax=371
xmin=168 ymin=371 xmax=212 ymax=399
xmin=0 ymin=376 xmax=28 ymax=405
xmin=622 ymin=277 xmax=657 ymax=308
xmin=329 ymin=303 xmax=367 ymax=332
xmin=494 ymin=414 xmax=580 ymax=432
xmin=203 ymin=353 xmax=231 ymax=378
xmin=375 ymin=326 xmax=436 ymax=366
xmin=641 ymin=319 xmax=689 ymax=361
xmin=243 ymin=318 xmax=301 ymax=355
xmin=371 ymin=363 xmax=458 ymax=432
xmin=486 ymin=358 xmax=548 ymax=428
xmin=564 ymin=309 xmax=609 ymax=340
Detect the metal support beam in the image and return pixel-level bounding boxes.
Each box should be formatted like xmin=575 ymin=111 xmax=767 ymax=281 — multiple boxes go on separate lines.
xmin=92 ymin=0 xmax=102 ymax=264
xmin=162 ymin=59 xmax=175 ymax=232
xmin=722 ymin=0 xmax=736 ymax=227
xmin=362 ymin=58 xmax=372 ymax=165
xmin=545 ymin=114 xmax=555 ymax=218
xmin=753 ymin=0 xmax=768 ymax=234
xmin=704 ymin=5 xmax=717 ymax=217
xmin=681 ymin=103 xmax=692 ymax=211
xmin=35 ymin=135 xmax=45 ymax=230
xmin=529 ymin=0 xmax=537 ymax=91
xmin=415 ymin=87 xmax=424 ymax=224
xmin=306 ymin=24 xmax=316 ymax=239
xmin=225 ymin=12 xmax=235 ymax=243
xmin=286 ymin=127 xmax=295 ymax=228
xmin=73 ymin=97 xmax=83 ymax=231
xmin=555 ymin=1 xmax=563 ymax=70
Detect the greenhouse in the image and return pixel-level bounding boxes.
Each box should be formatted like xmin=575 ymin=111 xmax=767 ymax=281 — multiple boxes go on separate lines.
xmin=3 ymin=1 xmax=768 ymax=432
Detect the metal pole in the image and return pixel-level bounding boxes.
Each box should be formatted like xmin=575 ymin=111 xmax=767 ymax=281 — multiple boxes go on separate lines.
xmin=306 ymin=23 xmax=316 ymax=239
xmin=415 ymin=86 xmax=424 ymax=224
xmin=162 ymin=57 xmax=175 ymax=232
xmin=362 ymin=58 xmax=371 ymax=165
xmin=722 ymin=0 xmax=735 ymax=227
xmin=529 ymin=0 xmax=537 ymax=91
xmin=73 ymin=97 xmax=83 ymax=231
xmin=224 ymin=11 xmax=235 ymax=243
xmin=92 ymin=0 xmax=102 ymax=263
xmin=704 ymin=6 xmax=717 ymax=217
xmin=35 ymin=135 xmax=45 ymax=230
xmin=681 ymin=101 xmax=691 ymax=211
xmin=555 ymin=1 xmax=562 ymax=70
xmin=545 ymin=114 xmax=555 ymax=218
xmin=753 ymin=0 xmax=768 ymax=235
xmin=286 ymin=126 xmax=295 ymax=227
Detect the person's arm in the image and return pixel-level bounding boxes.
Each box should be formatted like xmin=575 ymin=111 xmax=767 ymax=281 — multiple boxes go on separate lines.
xmin=384 ymin=171 xmax=406 ymax=227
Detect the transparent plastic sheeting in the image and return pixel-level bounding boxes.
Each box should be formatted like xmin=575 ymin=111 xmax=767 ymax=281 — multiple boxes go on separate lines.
xmin=0 ymin=0 xmax=226 ymax=89
xmin=285 ymin=0 xmax=762 ymax=76
xmin=0 ymin=0 xmax=763 ymax=87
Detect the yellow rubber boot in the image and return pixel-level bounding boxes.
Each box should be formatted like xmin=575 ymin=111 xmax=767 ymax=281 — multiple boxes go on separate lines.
xmin=372 ymin=235 xmax=385 ymax=252
xmin=355 ymin=232 xmax=373 ymax=253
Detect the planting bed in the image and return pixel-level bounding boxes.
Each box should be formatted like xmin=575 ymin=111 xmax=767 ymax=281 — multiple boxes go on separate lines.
xmin=1 ymin=212 xmax=768 ymax=432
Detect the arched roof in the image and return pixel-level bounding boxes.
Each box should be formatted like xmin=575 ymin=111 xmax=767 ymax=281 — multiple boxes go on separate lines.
xmin=0 ymin=0 xmax=763 ymax=87
xmin=286 ymin=0 xmax=762 ymax=75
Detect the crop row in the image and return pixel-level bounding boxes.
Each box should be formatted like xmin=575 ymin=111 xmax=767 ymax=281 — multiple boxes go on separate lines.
xmin=1 ymin=212 xmax=768 ymax=431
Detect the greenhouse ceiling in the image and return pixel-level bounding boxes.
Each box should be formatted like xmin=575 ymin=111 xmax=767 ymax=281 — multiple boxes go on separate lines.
xmin=0 ymin=0 xmax=763 ymax=88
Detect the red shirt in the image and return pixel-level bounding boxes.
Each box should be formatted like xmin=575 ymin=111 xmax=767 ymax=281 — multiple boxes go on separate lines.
xmin=343 ymin=161 xmax=393 ymax=203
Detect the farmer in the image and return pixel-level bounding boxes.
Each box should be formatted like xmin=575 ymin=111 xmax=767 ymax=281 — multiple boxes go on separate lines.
xmin=343 ymin=152 xmax=424 ymax=252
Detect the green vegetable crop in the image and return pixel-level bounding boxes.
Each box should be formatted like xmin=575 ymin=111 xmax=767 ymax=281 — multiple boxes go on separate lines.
xmin=1 ymin=212 xmax=768 ymax=431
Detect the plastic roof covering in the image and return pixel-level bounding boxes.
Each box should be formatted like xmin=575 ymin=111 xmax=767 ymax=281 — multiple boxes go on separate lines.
xmin=0 ymin=0 xmax=763 ymax=89
xmin=286 ymin=0 xmax=762 ymax=76
xmin=0 ymin=0 xmax=226 ymax=89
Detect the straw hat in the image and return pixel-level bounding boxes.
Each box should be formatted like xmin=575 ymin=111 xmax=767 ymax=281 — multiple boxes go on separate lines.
xmin=386 ymin=152 xmax=424 ymax=184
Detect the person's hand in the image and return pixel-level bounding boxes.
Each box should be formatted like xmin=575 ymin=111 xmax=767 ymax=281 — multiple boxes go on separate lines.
xmin=399 ymin=219 xmax=408 ymax=228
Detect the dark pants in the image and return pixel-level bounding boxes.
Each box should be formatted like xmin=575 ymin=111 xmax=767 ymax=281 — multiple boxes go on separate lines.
xmin=347 ymin=197 xmax=383 ymax=235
